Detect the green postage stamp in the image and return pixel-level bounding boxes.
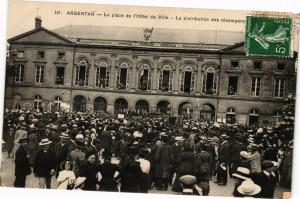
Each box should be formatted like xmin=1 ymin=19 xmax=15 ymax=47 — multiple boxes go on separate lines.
xmin=245 ymin=16 xmax=293 ymax=58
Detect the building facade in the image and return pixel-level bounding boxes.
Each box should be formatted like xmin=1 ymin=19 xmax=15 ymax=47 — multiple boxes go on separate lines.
xmin=5 ymin=17 xmax=297 ymax=126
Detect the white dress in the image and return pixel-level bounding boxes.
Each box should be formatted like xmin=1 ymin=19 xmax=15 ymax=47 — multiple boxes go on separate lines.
xmin=56 ymin=170 xmax=76 ymax=189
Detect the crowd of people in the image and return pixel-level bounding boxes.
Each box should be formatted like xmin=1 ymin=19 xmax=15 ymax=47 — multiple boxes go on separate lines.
xmin=0 ymin=104 xmax=295 ymax=197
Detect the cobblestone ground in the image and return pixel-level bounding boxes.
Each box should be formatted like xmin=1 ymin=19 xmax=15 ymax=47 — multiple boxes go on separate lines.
xmin=0 ymin=152 xmax=289 ymax=198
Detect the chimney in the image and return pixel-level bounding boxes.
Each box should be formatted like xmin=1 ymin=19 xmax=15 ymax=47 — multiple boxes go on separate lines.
xmin=35 ymin=16 xmax=42 ymax=28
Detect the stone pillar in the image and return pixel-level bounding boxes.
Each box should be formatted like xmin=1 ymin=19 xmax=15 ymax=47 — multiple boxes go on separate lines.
xmin=109 ymin=54 xmax=117 ymax=90
xmin=131 ymin=55 xmax=138 ymax=91
xmin=89 ymin=54 xmax=95 ymax=88
xmin=151 ymin=56 xmax=159 ymax=92
xmin=174 ymin=57 xmax=181 ymax=93
xmin=107 ymin=104 xmax=114 ymax=114
xmin=196 ymin=57 xmax=203 ymax=95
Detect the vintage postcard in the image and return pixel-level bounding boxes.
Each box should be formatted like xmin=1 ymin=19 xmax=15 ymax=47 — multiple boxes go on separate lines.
xmin=0 ymin=0 xmax=299 ymax=198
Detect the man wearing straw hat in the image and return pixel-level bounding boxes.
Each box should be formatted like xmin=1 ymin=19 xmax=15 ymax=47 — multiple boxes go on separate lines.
xmin=55 ymin=132 xmax=70 ymax=176
xmin=237 ymin=179 xmax=261 ymax=197
xmin=33 ymin=138 xmax=56 ymax=189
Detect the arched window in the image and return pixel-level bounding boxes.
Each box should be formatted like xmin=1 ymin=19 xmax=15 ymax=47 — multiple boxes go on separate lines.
xmin=135 ymin=100 xmax=150 ymax=112
xmin=249 ymin=109 xmax=259 ymax=126
xmin=116 ymin=62 xmax=130 ymax=89
xmin=159 ymin=65 xmax=174 ymax=92
xmin=200 ymin=104 xmax=215 ymax=121
xmin=75 ymin=57 xmax=89 ymax=86
xmin=226 ymin=108 xmax=236 ymax=124
xmin=202 ymin=66 xmax=218 ymax=95
xmin=157 ymin=100 xmax=171 ymax=114
xmin=178 ymin=102 xmax=193 ymax=119
xmin=33 ymin=95 xmax=42 ymax=111
xmin=94 ymin=97 xmax=107 ymax=112
xmin=54 ymin=96 xmax=62 ymax=111
xmin=114 ymin=98 xmax=128 ymax=113
xmin=95 ymin=61 xmax=109 ymax=88
xmin=73 ymin=95 xmax=86 ymax=112
xmin=138 ymin=64 xmax=151 ymax=91
xmin=180 ymin=66 xmax=196 ymax=93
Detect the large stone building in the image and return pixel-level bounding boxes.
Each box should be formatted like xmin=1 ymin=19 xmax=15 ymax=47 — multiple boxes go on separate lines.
xmin=5 ymin=17 xmax=297 ymax=126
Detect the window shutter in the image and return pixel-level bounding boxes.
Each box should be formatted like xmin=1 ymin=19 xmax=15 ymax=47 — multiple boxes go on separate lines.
xmin=75 ymin=66 xmax=79 ymax=86
xmin=202 ymin=73 xmax=206 ymax=93
xmin=180 ymin=72 xmax=184 ymax=92
xmin=159 ymin=70 xmax=163 ymax=90
xmin=85 ymin=66 xmax=89 ymax=86
xmin=126 ymin=68 xmax=130 ymax=89
xmin=191 ymin=71 xmax=195 ymax=93
xmin=106 ymin=67 xmax=110 ymax=87
xmin=213 ymin=73 xmax=217 ymax=94
xmin=169 ymin=70 xmax=174 ymax=91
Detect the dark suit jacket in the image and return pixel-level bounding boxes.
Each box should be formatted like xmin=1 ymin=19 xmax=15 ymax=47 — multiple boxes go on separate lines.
xmin=218 ymin=141 xmax=231 ymax=163
xmin=15 ymin=146 xmax=31 ymax=177
xmin=55 ymin=141 xmax=70 ymax=164
xmin=34 ymin=149 xmax=56 ymax=177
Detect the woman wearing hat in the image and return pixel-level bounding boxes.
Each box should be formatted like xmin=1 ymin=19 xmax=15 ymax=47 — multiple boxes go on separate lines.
xmin=14 ymin=138 xmax=31 ymax=187
xmin=33 ymin=138 xmax=56 ymax=189
xmin=78 ymin=151 xmax=98 ymax=191
xmin=98 ymin=151 xmax=121 ymax=192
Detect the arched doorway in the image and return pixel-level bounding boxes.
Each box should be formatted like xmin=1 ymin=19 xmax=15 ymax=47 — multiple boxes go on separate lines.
xmin=114 ymin=98 xmax=128 ymax=113
xmin=94 ymin=97 xmax=107 ymax=112
xmin=200 ymin=104 xmax=215 ymax=121
xmin=135 ymin=100 xmax=150 ymax=113
xmin=178 ymin=102 xmax=193 ymax=119
xmin=73 ymin=95 xmax=86 ymax=112
xmin=157 ymin=100 xmax=171 ymax=114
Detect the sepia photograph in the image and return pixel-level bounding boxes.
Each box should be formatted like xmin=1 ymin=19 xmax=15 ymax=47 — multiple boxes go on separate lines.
xmin=0 ymin=0 xmax=300 ymax=198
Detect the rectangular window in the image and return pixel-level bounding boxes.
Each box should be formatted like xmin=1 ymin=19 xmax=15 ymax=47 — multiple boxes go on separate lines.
xmin=15 ymin=64 xmax=24 ymax=83
xmin=55 ymin=67 xmax=64 ymax=85
xmin=35 ymin=66 xmax=44 ymax=84
xmin=75 ymin=66 xmax=89 ymax=86
xmin=251 ymin=77 xmax=261 ymax=96
xmin=202 ymin=72 xmax=217 ymax=94
xmin=230 ymin=61 xmax=239 ymax=68
xmin=58 ymin=52 xmax=66 ymax=60
xmin=139 ymin=69 xmax=151 ymax=90
xmin=117 ymin=68 xmax=127 ymax=89
xmin=159 ymin=70 xmax=173 ymax=91
xmin=17 ymin=51 xmax=24 ymax=58
xmin=96 ymin=67 xmax=109 ymax=88
xmin=274 ymin=79 xmax=285 ymax=98
xmin=227 ymin=76 xmax=238 ymax=95
xmin=180 ymin=71 xmax=195 ymax=93
xmin=37 ymin=51 xmax=45 ymax=59
xmin=253 ymin=61 xmax=262 ymax=70
xmin=277 ymin=63 xmax=285 ymax=71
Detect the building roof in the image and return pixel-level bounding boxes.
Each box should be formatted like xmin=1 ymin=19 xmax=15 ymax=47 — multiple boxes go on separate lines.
xmin=53 ymin=25 xmax=244 ymax=46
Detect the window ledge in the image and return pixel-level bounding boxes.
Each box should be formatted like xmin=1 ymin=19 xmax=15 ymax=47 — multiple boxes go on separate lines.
xmin=249 ymin=70 xmax=264 ymax=75
xmin=14 ymin=58 xmax=27 ymax=63
xmin=54 ymin=60 xmax=68 ymax=65
xmin=273 ymin=71 xmax=288 ymax=75
xmin=33 ymin=59 xmax=47 ymax=64
xmin=226 ymin=68 xmax=242 ymax=74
